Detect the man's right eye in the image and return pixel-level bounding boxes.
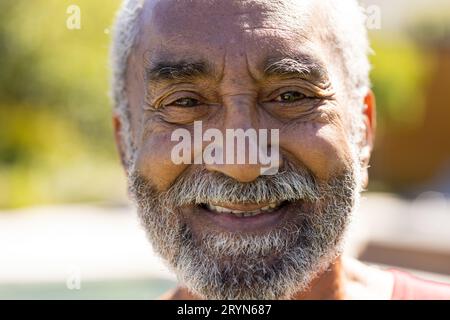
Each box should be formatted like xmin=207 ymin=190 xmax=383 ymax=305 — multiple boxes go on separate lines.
xmin=171 ymin=97 xmax=201 ymax=107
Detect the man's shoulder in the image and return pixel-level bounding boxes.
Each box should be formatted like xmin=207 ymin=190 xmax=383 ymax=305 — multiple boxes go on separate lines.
xmin=390 ymin=269 xmax=450 ymax=300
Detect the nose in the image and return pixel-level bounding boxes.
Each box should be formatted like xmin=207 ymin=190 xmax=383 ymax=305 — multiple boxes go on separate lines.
xmin=205 ymin=94 xmax=265 ymax=183
xmin=207 ymin=163 xmax=262 ymax=183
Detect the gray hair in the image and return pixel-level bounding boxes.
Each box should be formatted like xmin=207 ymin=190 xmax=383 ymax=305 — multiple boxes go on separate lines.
xmin=110 ymin=0 xmax=145 ymax=166
xmin=110 ymin=0 xmax=371 ymax=165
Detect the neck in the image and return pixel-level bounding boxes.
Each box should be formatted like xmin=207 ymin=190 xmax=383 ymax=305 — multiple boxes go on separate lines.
xmin=291 ymin=257 xmax=346 ymax=300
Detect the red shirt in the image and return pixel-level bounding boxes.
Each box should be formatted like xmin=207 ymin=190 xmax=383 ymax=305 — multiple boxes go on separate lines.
xmin=390 ymin=269 xmax=450 ymax=300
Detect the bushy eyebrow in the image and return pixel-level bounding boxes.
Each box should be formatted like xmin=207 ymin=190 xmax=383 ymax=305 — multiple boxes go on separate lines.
xmin=145 ymin=55 xmax=329 ymax=86
xmin=145 ymin=60 xmax=211 ymax=83
xmin=263 ymin=56 xmax=329 ymax=84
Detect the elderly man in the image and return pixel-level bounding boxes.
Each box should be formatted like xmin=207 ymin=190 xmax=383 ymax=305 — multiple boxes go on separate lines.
xmin=110 ymin=0 xmax=450 ymax=299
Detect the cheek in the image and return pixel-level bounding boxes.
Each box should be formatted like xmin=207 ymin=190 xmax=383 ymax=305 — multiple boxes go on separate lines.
xmin=280 ymin=121 xmax=354 ymax=181
xmin=134 ymin=130 xmax=189 ymax=192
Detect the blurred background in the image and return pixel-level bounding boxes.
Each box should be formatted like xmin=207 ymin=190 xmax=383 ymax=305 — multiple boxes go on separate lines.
xmin=0 ymin=0 xmax=449 ymax=299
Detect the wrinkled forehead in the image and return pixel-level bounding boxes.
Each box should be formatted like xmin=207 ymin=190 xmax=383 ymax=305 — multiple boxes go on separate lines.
xmin=136 ymin=0 xmax=327 ymax=67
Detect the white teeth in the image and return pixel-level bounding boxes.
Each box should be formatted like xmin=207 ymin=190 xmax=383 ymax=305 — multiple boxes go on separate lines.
xmin=205 ymin=202 xmax=281 ymax=217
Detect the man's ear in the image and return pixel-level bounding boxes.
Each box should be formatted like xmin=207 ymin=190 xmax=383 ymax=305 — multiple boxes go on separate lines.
xmin=360 ymin=89 xmax=376 ymax=189
xmin=113 ymin=114 xmax=127 ymax=169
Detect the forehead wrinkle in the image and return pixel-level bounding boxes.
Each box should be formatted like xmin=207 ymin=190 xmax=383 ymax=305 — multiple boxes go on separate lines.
xmin=147 ymin=0 xmax=316 ymax=46
xmin=136 ymin=0 xmax=334 ymax=90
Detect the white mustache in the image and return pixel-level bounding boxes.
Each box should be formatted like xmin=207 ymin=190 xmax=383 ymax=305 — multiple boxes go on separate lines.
xmin=159 ymin=161 xmax=320 ymax=208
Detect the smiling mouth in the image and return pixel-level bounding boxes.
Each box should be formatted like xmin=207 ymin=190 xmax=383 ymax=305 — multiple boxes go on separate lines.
xmin=195 ymin=200 xmax=295 ymax=232
xmin=204 ymin=201 xmax=283 ymax=217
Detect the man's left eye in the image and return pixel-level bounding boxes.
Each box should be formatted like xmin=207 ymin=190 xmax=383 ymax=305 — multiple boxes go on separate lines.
xmin=274 ymin=91 xmax=306 ymax=103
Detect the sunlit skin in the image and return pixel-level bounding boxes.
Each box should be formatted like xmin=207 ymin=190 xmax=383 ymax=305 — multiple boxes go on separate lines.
xmin=114 ymin=0 xmax=392 ymax=299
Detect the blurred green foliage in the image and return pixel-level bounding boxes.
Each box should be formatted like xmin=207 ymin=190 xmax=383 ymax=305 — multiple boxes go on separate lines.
xmin=0 ymin=1 xmax=437 ymax=208
xmin=0 ymin=0 xmax=125 ymax=208
xmin=370 ymin=36 xmax=430 ymax=129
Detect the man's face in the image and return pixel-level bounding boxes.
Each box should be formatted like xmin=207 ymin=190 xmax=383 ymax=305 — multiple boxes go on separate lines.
xmin=121 ymin=0 xmax=371 ymax=299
